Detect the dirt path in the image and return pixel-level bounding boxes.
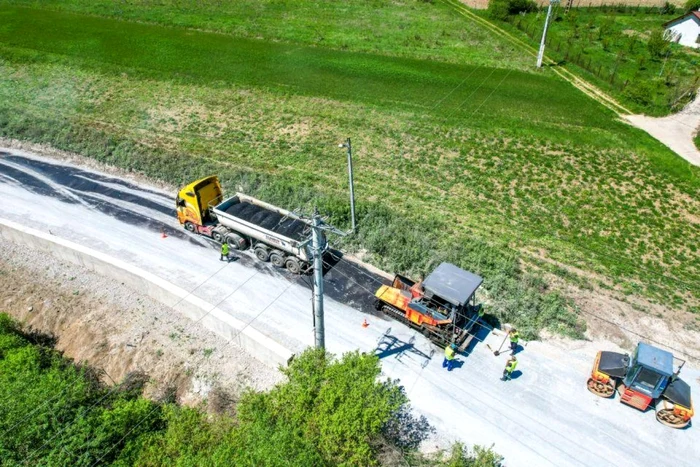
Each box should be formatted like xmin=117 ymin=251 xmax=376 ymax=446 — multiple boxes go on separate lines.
xmin=626 ymin=93 xmax=700 ymax=166
xmin=0 ymin=236 xmax=282 ymax=410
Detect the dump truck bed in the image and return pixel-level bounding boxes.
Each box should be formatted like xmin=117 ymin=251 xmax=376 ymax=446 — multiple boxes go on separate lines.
xmin=212 ymin=193 xmax=312 ymax=261
xmin=222 ymin=200 xmax=308 ymax=241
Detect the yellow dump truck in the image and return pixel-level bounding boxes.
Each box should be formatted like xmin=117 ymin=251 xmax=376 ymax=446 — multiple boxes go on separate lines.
xmin=176 ymin=176 xmax=313 ymax=274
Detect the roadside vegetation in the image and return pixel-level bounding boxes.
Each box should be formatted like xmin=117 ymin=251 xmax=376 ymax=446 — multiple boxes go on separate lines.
xmin=488 ymin=2 xmax=700 ymax=115
xmin=0 ymin=314 xmax=501 ymax=466
xmin=0 ymin=1 xmax=698 ymax=338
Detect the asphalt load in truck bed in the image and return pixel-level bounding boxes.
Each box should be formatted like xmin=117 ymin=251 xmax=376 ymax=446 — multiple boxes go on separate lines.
xmin=224 ymin=201 xmax=309 ymax=242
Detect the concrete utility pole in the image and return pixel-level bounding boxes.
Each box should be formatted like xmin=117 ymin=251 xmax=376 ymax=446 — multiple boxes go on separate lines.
xmin=338 ymin=138 xmax=356 ymax=233
xmin=311 ymin=212 xmax=325 ymax=349
xmin=309 ymin=211 xmax=346 ymax=349
xmin=537 ymin=0 xmax=560 ymax=68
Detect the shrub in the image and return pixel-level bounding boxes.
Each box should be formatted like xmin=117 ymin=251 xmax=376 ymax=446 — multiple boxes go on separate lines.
xmin=660 ymin=1 xmax=677 ymax=15
xmin=488 ymin=0 xmax=537 ymax=20
xmin=647 ymin=29 xmax=669 ymax=59
xmin=684 ymin=0 xmax=700 ymax=12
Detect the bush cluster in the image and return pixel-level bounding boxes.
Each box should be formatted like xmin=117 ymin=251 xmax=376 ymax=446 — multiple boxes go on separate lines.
xmin=488 ymin=0 xmax=537 ymax=21
xmin=685 ymin=0 xmax=700 ymax=12
xmin=0 ymin=314 xmax=501 ymax=466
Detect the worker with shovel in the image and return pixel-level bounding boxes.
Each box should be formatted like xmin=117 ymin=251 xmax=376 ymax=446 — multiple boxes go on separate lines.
xmin=442 ymin=343 xmax=457 ymax=371
xmin=509 ymin=328 xmax=520 ymax=354
xmin=501 ymin=356 xmax=518 ymax=381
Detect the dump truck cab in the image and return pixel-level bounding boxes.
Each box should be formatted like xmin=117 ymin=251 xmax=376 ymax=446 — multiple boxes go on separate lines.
xmin=375 ymin=263 xmax=483 ymax=350
xmin=176 ymin=176 xmax=223 ymax=235
xmin=588 ymin=342 xmax=693 ymax=428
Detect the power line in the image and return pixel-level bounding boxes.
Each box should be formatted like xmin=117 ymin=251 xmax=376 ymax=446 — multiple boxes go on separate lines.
xmin=321 ymin=258 xmax=494 ymax=343
xmin=330 ymin=262 xmax=668 ymax=464
xmin=445 ymin=67 xmax=497 ymax=119
xmin=470 ymin=69 xmax=513 ymax=116
xmin=428 ymin=65 xmax=481 ymax=110
xmin=322 ymin=254 xmax=700 ymax=362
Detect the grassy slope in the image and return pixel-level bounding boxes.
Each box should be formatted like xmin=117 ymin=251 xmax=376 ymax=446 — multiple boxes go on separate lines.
xmin=0 ymin=3 xmax=698 ymax=330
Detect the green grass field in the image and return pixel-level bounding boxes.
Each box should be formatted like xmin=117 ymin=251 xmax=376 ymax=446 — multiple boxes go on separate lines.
xmin=0 ymin=2 xmax=698 ymax=336
xmin=0 ymin=0 xmax=533 ymax=70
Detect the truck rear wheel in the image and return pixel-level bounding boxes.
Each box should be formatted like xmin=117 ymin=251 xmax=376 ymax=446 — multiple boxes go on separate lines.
xmin=226 ymin=233 xmax=247 ymax=250
xmin=270 ymin=251 xmax=286 ymax=268
xmin=212 ymin=231 xmax=224 ymax=243
xmin=285 ymin=257 xmax=302 ymax=274
xmin=254 ymin=246 xmax=270 ymax=262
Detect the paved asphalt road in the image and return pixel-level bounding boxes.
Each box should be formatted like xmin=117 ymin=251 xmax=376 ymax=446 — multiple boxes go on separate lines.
xmin=1 ymin=149 xmax=698 ymax=466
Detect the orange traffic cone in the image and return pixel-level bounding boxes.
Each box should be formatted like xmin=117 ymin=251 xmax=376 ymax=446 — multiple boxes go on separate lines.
xmin=161 ymin=229 xmax=168 ymax=239
xmin=362 ymin=318 xmax=369 ymax=328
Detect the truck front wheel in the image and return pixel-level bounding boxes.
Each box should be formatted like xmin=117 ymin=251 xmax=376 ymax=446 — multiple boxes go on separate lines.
xmin=184 ymin=222 xmax=196 ymax=233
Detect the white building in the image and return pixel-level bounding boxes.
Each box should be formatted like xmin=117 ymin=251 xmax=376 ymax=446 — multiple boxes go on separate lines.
xmin=664 ymin=10 xmax=700 ymax=49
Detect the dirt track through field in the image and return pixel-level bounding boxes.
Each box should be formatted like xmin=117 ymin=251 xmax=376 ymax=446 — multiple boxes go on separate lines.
xmin=450 ymin=0 xmax=700 ymax=165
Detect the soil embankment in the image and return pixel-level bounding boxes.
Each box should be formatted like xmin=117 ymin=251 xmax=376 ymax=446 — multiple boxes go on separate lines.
xmin=0 ymin=236 xmax=281 ymax=408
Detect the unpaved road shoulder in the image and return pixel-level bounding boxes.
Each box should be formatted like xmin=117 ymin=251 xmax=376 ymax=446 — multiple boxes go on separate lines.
xmin=0 ymin=235 xmax=282 ymax=408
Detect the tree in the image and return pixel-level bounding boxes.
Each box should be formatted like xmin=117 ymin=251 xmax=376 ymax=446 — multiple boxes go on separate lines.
xmin=235 ymin=348 xmax=407 ymax=465
xmin=647 ymin=29 xmax=669 ymax=59
xmin=487 ymin=0 xmax=537 ymax=20
xmin=684 ymin=0 xmax=700 ymax=12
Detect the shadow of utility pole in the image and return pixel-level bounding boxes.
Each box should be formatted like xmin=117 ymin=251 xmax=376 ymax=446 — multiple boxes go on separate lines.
xmin=374 ymin=328 xmax=435 ymax=369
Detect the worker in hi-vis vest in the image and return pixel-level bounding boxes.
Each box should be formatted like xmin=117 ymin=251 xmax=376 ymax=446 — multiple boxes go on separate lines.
xmin=442 ymin=343 xmax=457 ymax=371
xmin=220 ymin=242 xmax=230 ymax=262
xmin=502 ymin=356 xmax=518 ymax=381
xmin=509 ymin=328 xmax=520 ymax=354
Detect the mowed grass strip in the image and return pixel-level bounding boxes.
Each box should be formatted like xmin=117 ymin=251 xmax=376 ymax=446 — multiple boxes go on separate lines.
xmin=0 ymin=6 xmax=616 ymax=134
